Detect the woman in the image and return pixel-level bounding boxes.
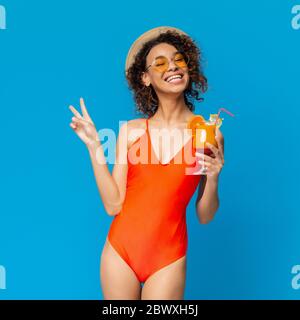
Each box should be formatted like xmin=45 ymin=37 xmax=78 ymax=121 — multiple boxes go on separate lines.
xmin=69 ymin=26 xmax=225 ymax=300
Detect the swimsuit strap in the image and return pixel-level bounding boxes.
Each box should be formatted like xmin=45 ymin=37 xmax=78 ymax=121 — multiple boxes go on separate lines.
xmin=145 ymin=118 xmax=150 ymax=137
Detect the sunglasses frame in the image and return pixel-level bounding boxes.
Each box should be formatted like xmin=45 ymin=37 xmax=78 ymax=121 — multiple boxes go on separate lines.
xmin=145 ymin=51 xmax=190 ymax=73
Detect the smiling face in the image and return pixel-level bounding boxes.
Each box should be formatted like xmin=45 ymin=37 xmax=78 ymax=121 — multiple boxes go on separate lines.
xmin=141 ymin=43 xmax=190 ymax=95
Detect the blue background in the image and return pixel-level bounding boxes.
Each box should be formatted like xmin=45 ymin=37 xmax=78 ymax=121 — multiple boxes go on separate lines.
xmin=0 ymin=0 xmax=299 ymax=299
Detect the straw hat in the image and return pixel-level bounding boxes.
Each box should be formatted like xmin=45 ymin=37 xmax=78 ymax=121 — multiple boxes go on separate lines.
xmin=125 ymin=26 xmax=188 ymax=75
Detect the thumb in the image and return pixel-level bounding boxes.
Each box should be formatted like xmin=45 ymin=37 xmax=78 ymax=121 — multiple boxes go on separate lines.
xmin=215 ymin=127 xmax=224 ymax=153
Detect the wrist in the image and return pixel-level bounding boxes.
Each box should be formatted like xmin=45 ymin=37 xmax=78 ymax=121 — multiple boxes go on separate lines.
xmin=206 ymin=174 xmax=219 ymax=185
xmin=87 ymin=139 xmax=101 ymax=152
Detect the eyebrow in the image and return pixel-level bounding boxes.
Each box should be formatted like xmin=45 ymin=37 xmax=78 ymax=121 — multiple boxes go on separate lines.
xmin=153 ymin=51 xmax=181 ymax=60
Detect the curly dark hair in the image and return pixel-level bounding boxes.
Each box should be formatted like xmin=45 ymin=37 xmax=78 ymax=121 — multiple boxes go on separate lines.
xmin=125 ymin=30 xmax=208 ymax=117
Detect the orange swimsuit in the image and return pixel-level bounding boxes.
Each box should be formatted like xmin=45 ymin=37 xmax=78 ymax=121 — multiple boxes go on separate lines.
xmin=107 ymin=118 xmax=202 ymax=283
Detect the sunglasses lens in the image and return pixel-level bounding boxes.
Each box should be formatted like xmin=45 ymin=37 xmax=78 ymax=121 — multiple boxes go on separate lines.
xmin=174 ymin=53 xmax=188 ymax=68
xmin=153 ymin=57 xmax=169 ymax=72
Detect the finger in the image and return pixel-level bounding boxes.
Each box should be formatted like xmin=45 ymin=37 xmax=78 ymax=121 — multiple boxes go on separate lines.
xmin=216 ymin=139 xmax=224 ymax=157
xmin=200 ymin=161 xmax=218 ymax=169
xmin=195 ymin=152 xmax=217 ymax=164
xmin=203 ymin=151 xmax=223 ymax=166
xmin=70 ymin=123 xmax=77 ymax=129
xmin=195 ymin=156 xmax=215 ymax=168
xmin=196 ymin=154 xmax=222 ymax=172
xmin=196 ymin=149 xmax=216 ymax=159
xmin=215 ymin=127 xmax=224 ymax=155
xmin=72 ymin=116 xmax=90 ymax=125
xmin=80 ymin=97 xmax=93 ymax=122
xmin=69 ymin=105 xmax=83 ymax=119
xmin=205 ymin=142 xmax=220 ymax=158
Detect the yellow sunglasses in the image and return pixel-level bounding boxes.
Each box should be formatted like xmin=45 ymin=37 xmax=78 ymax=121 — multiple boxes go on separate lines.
xmin=145 ymin=51 xmax=189 ymax=73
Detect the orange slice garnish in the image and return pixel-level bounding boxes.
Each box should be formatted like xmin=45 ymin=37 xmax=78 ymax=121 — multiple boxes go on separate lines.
xmin=187 ymin=115 xmax=206 ymax=135
xmin=209 ymin=114 xmax=223 ymax=128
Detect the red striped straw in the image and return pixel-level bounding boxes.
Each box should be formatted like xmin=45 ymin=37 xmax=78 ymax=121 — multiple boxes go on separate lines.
xmin=215 ymin=107 xmax=235 ymax=124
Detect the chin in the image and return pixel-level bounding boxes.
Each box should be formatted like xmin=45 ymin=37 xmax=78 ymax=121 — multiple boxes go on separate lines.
xmin=160 ymin=80 xmax=188 ymax=94
xmin=167 ymin=87 xmax=186 ymax=94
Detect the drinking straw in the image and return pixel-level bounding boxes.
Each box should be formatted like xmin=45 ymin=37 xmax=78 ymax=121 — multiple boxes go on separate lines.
xmin=215 ymin=107 xmax=235 ymax=125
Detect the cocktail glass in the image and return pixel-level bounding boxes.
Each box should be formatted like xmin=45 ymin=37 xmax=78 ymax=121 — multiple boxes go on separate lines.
xmin=187 ymin=108 xmax=234 ymax=175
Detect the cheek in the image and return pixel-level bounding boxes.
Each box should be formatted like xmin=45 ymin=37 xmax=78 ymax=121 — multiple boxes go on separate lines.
xmin=150 ymin=74 xmax=166 ymax=87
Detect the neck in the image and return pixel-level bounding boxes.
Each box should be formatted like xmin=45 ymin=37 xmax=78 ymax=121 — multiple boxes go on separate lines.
xmin=152 ymin=92 xmax=190 ymax=125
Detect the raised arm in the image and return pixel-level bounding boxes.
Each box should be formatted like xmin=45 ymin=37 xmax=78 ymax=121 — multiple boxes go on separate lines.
xmin=69 ymin=98 xmax=128 ymax=216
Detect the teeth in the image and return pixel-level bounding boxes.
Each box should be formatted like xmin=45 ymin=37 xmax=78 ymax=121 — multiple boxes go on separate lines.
xmin=166 ymin=75 xmax=182 ymax=82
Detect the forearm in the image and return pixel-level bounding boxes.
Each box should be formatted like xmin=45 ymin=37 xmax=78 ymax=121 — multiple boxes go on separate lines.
xmin=87 ymin=142 xmax=122 ymax=216
xmin=196 ymin=177 xmax=219 ymax=224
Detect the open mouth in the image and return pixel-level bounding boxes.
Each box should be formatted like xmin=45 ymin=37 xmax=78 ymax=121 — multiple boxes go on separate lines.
xmin=164 ymin=74 xmax=184 ymax=83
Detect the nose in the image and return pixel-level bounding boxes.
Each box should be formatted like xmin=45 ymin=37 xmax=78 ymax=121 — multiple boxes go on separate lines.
xmin=167 ymin=59 xmax=178 ymax=71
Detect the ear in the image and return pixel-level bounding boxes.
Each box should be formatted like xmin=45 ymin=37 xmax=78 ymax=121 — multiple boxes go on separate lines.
xmin=141 ymin=72 xmax=150 ymax=86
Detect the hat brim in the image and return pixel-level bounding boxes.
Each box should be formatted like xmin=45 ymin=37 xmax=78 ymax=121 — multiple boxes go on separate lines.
xmin=125 ymin=26 xmax=188 ymax=75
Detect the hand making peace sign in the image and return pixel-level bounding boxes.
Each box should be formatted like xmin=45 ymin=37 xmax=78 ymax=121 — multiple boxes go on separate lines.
xmin=69 ymin=98 xmax=99 ymax=148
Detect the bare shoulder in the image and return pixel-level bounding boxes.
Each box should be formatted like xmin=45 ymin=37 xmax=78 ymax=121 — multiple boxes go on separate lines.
xmin=127 ymin=118 xmax=147 ymax=130
xmin=118 ymin=118 xmax=146 ymax=134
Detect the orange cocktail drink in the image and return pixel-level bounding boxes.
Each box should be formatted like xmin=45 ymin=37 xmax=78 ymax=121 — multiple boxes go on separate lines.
xmin=192 ymin=121 xmax=217 ymax=156
xmin=188 ymin=115 xmax=218 ymax=155
xmin=187 ymin=108 xmax=234 ymax=175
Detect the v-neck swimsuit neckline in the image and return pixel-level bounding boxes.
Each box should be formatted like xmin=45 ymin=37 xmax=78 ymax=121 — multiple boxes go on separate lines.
xmin=143 ymin=118 xmax=193 ymax=166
